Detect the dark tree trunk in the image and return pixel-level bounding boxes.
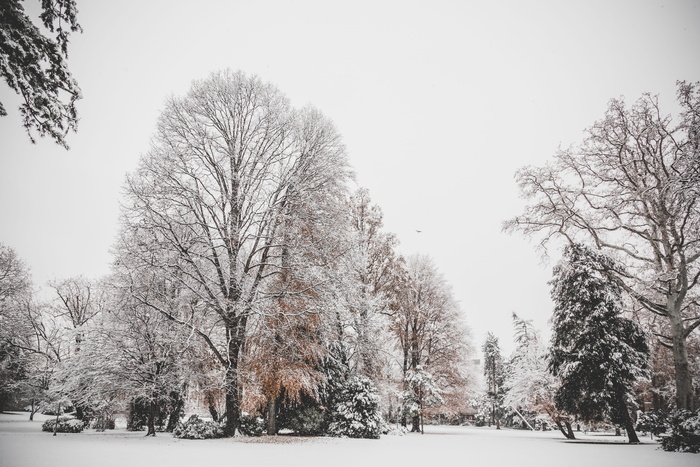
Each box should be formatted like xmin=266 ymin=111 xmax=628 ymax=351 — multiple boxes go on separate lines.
xmin=29 ymin=399 xmax=36 ymax=421
xmin=52 ymin=404 xmax=61 ymax=436
xmin=208 ymin=405 xmax=219 ymax=422
xmin=75 ymin=404 xmax=85 ymax=421
xmin=411 ymin=414 xmax=421 ymax=433
xmin=146 ymin=400 xmax=157 ymax=436
xmin=617 ymin=395 xmax=640 ymax=443
xmin=223 ymin=329 xmax=243 ymax=437
xmin=267 ymin=397 xmax=277 ymax=435
xmin=564 ymin=421 xmax=575 ymax=440
xmin=554 ymin=420 xmax=576 ymax=440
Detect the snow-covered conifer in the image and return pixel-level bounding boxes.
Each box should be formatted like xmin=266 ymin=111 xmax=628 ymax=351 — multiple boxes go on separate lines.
xmin=549 ymin=244 xmax=649 ymax=443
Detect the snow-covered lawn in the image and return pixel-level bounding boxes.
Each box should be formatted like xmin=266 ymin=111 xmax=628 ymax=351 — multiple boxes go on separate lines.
xmin=1 ymin=412 xmax=696 ymax=467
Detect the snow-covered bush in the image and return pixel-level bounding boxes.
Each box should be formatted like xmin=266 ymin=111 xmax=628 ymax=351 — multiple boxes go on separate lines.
xmin=172 ymin=415 xmax=224 ymax=439
xmin=328 ymin=375 xmax=384 ymax=439
xmin=385 ymin=425 xmax=409 ymax=436
xmin=636 ymin=412 xmax=666 ymax=437
xmin=660 ymin=410 xmax=700 ymax=453
xmin=239 ymin=412 xmax=266 ymax=436
xmin=41 ymin=416 xmax=85 ymax=433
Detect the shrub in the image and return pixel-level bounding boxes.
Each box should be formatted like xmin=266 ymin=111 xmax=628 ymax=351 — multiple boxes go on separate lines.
xmin=287 ymin=406 xmax=326 ymax=436
xmin=92 ymin=415 xmax=115 ymax=431
xmin=327 ymin=375 xmax=384 ymax=439
xmin=636 ymin=411 xmax=667 ymax=437
xmin=239 ymin=412 xmax=266 ymax=436
xmin=660 ymin=410 xmax=700 ymax=453
xmin=41 ymin=416 xmax=85 ymax=433
xmin=172 ymin=415 xmax=224 ymax=440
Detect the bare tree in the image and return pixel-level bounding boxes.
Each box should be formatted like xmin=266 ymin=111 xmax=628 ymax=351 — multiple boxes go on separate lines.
xmin=117 ymin=70 xmax=351 ymax=436
xmin=49 ymin=276 xmax=104 ymax=351
xmin=0 ymin=244 xmax=64 ymax=415
xmin=391 ymin=254 xmax=471 ymax=431
xmin=505 ymin=83 xmax=700 ymax=410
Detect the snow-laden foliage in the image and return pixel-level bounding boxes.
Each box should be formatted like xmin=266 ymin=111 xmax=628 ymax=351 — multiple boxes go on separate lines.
xmin=503 ymin=313 xmax=570 ymax=436
xmin=401 ymin=367 xmax=444 ymax=419
xmin=172 ymin=415 xmax=224 ymax=440
xmin=0 ymin=0 xmax=82 ymax=147
xmin=328 ymin=375 xmax=384 ymax=439
xmin=238 ymin=412 xmax=266 ymax=436
xmin=41 ymin=416 xmax=85 ymax=433
xmin=549 ymin=244 xmax=649 ymax=442
xmin=482 ymin=333 xmax=505 ymax=427
xmin=636 ymin=411 xmax=667 ymax=437
xmin=660 ymin=410 xmax=700 ymax=453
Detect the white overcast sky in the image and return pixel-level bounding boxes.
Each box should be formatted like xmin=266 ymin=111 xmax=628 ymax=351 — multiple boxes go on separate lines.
xmin=1 ymin=0 xmax=699 ymax=354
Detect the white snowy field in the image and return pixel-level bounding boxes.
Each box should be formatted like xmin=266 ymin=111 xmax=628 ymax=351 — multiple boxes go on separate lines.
xmin=0 ymin=412 xmax=696 ymax=467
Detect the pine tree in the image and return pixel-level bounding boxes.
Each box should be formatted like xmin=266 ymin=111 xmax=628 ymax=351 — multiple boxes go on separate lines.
xmin=549 ymin=244 xmax=649 ymax=443
xmin=482 ymin=332 xmax=504 ymax=429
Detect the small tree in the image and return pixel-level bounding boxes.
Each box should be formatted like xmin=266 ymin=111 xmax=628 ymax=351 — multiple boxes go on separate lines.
xmin=549 ymin=244 xmax=649 ymax=443
xmin=503 ymin=313 xmax=576 ymax=439
xmin=482 ymin=333 xmax=504 ymax=429
xmin=328 ymin=375 xmax=384 ymax=439
xmin=402 ymin=366 xmax=443 ymax=434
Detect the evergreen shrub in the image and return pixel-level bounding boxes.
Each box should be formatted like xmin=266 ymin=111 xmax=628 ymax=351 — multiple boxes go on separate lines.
xmin=636 ymin=412 xmax=666 ymax=437
xmin=327 ymin=375 xmax=384 ymax=439
xmin=286 ymin=406 xmax=325 ymax=436
xmin=660 ymin=410 xmax=700 ymax=453
xmin=41 ymin=417 xmax=85 ymax=433
xmin=172 ymin=415 xmax=224 ymax=439
xmin=239 ymin=413 xmax=266 ymax=436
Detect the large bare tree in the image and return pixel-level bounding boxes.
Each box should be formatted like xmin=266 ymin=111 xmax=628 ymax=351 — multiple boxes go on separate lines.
xmin=117 ymin=70 xmax=350 ymax=436
xmin=505 ymin=82 xmax=700 ymax=410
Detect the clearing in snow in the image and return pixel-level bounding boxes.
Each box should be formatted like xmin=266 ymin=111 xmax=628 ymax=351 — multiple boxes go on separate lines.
xmin=0 ymin=412 xmax=696 ymax=467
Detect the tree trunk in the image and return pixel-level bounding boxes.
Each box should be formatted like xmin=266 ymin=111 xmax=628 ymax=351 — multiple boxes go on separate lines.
xmin=617 ymin=394 xmax=640 ymax=443
xmin=564 ymin=421 xmax=575 ymax=440
xmin=146 ymin=400 xmax=156 ymax=436
xmin=411 ymin=414 xmax=421 ymax=432
xmin=75 ymin=404 xmax=85 ymax=421
xmin=669 ymin=308 xmax=695 ymax=411
xmin=53 ymin=403 xmax=61 ymax=436
xmin=267 ymin=397 xmax=277 ymax=435
xmin=554 ymin=420 xmax=576 ymax=440
xmin=223 ymin=330 xmax=243 ymax=437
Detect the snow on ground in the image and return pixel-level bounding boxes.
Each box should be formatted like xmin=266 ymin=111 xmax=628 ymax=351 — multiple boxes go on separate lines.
xmin=0 ymin=412 xmax=696 ymax=467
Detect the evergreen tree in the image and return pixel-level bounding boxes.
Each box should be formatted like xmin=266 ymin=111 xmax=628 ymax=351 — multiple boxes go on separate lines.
xmin=482 ymin=332 xmax=504 ymax=429
xmin=549 ymin=244 xmax=649 ymax=443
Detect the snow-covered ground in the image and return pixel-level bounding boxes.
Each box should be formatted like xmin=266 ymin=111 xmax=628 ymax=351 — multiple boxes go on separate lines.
xmin=1 ymin=412 xmax=696 ymax=467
